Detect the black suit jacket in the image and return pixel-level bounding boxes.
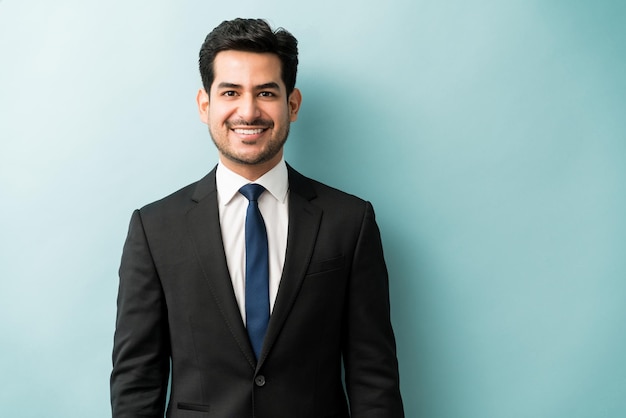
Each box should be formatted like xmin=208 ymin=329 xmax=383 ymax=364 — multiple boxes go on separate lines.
xmin=111 ymin=165 xmax=404 ymax=418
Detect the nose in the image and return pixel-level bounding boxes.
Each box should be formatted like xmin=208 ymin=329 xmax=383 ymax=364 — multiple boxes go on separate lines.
xmin=237 ymin=95 xmax=261 ymax=121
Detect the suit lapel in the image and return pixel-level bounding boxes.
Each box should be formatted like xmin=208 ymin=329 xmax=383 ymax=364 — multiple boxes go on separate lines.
xmin=258 ymin=166 xmax=321 ymax=368
xmin=185 ymin=165 xmax=321 ymax=369
xmin=186 ymin=168 xmax=256 ymax=368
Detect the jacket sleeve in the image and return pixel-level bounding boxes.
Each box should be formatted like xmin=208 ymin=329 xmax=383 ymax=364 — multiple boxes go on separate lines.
xmin=111 ymin=209 xmax=170 ymax=418
xmin=342 ymin=202 xmax=405 ymax=418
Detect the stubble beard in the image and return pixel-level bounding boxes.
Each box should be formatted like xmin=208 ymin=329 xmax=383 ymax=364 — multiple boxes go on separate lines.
xmin=209 ymin=122 xmax=291 ymax=166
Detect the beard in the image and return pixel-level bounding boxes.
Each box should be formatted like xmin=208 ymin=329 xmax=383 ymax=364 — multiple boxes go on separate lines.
xmin=209 ymin=118 xmax=291 ymax=166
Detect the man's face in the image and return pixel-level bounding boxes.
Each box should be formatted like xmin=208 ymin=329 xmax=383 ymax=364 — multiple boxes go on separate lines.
xmin=197 ymin=50 xmax=301 ymax=176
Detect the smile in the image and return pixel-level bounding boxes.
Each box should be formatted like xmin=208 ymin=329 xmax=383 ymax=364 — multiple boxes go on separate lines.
xmin=233 ymin=128 xmax=266 ymax=135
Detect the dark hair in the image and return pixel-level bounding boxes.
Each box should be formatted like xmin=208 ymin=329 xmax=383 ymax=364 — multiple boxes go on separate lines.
xmin=199 ymin=18 xmax=298 ymax=96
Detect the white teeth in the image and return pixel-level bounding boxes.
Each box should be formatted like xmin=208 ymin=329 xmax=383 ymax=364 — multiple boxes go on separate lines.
xmin=234 ymin=128 xmax=264 ymax=135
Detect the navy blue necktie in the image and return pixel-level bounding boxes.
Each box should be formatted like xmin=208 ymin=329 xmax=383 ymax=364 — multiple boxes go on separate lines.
xmin=239 ymin=184 xmax=270 ymax=359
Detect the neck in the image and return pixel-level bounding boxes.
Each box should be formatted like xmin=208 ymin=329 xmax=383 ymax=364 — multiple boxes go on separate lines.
xmin=219 ymin=153 xmax=283 ymax=181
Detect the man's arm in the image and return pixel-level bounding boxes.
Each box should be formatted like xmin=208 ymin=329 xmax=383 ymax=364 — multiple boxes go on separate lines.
xmin=342 ymin=202 xmax=404 ymax=418
xmin=111 ymin=210 xmax=170 ymax=418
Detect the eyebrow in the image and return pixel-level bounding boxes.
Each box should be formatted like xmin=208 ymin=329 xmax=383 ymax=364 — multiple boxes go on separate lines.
xmin=256 ymin=82 xmax=280 ymax=90
xmin=216 ymin=82 xmax=281 ymax=90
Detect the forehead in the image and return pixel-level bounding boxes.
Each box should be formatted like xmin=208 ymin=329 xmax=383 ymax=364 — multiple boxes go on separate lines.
xmin=212 ymin=50 xmax=283 ymax=86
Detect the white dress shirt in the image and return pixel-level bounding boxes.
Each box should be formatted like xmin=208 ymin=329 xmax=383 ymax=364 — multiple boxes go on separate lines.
xmin=215 ymin=159 xmax=289 ymax=323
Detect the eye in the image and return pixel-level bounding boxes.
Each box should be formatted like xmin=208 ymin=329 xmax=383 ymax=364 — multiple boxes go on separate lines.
xmin=222 ymin=91 xmax=237 ymax=97
xmin=258 ymin=91 xmax=276 ymax=97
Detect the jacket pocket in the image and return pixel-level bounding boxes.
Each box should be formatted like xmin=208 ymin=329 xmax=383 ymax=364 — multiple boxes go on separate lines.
xmin=306 ymin=255 xmax=345 ymax=276
xmin=177 ymin=401 xmax=211 ymax=414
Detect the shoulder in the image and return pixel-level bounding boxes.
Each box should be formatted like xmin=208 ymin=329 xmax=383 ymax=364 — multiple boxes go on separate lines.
xmin=287 ymin=164 xmax=370 ymax=213
xmin=138 ymin=167 xmax=217 ymax=219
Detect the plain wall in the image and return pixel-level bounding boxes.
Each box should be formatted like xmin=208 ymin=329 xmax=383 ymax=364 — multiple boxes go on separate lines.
xmin=1 ymin=0 xmax=625 ymax=417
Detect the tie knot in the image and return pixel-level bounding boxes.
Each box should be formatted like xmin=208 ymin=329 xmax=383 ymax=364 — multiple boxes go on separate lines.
xmin=239 ymin=183 xmax=266 ymax=202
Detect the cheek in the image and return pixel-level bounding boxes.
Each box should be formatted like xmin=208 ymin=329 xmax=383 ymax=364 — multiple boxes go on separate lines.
xmin=269 ymin=105 xmax=292 ymax=123
xmin=208 ymin=107 xmax=230 ymax=125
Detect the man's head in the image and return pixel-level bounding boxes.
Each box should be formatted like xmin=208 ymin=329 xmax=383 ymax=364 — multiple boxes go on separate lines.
xmin=199 ymin=18 xmax=299 ymax=97
xmin=196 ymin=19 xmax=302 ymax=180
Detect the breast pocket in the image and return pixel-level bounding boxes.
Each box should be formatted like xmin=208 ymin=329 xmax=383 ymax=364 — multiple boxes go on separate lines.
xmin=305 ymin=255 xmax=345 ymax=277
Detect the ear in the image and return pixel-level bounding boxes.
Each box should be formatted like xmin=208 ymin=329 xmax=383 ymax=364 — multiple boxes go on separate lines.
xmin=288 ymin=88 xmax=302 ymax=122
xmin=196 ymin=88 xmax=210 ymax=124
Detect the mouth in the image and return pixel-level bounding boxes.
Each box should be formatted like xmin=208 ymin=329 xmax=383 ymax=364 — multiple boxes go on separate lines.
xmin=226 ymin=119 xmax=273 ymax=137
xmin=232 ymin=128 xmax=267 ymax=135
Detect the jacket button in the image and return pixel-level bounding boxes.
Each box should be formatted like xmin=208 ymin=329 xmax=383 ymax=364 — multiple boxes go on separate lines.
xmin=255 ymin=375 xmax=266 ymax=387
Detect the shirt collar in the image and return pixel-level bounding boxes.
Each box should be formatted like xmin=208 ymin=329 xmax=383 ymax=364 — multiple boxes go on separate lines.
xmin=216 ymin=159 xmax=289 ymax=206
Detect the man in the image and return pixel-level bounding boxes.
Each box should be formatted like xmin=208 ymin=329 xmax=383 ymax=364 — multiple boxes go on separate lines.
xmin=111 ymin=18 xmax=404 ymax=418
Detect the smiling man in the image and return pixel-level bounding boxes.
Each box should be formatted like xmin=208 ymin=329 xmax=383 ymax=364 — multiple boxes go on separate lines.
xmin=198 ymin=49 xmax=301 ymax=179
xmin=111 ymin=18 xmax=404 ymax=418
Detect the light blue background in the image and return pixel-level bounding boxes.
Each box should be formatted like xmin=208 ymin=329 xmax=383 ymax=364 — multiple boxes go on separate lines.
xmin=1 ymin=1 xmax=625 ymax=417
